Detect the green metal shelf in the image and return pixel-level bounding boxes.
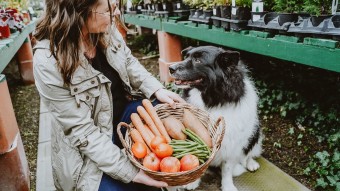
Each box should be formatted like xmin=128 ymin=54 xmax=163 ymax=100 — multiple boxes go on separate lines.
xmin=124 ymin=14 xmax=340 ymax=73
xmin=0 ymin=21 xmax=36 ymax=73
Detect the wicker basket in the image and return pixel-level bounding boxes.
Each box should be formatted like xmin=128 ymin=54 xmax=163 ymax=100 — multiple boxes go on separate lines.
xmin=117 ymin=103 xmax=225 ymax=186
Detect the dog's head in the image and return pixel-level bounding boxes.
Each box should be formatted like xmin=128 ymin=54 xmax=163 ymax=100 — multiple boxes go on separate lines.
xmin=169 ymin=46 xmax=241 ymax=90
xmin=169 ymin=46 xmax=247 ymax=106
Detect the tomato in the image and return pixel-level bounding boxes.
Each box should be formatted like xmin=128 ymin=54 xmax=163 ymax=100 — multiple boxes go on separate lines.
xmin=150 ymin=136 xmax=167 ymax=150
xmin=154 ymin=143 xmax=173 ymax=159
xmin=180 ymin=154 xmax=200 ymax=171
xmin=160 ymin=157 xmax=180 ymax=173
xmin=131 ymin=142 xmax=147 ymax=159
xmin=143 ymin=152 xmax=160 ymax=171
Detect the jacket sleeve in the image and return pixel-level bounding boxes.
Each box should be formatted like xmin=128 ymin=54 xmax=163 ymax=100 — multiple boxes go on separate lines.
xmin=33 ymin=49 xmax=139 ymax=183
xmin=114 ymin=29 xmax=164 ymax=99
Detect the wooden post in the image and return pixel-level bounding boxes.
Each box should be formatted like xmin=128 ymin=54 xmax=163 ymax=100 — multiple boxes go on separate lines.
xmin=16 ymin=37 xmax=34 ymax=85
xmin=0 ymin=75 xmax=30 ymax=190
xmin=157 ymin=31 xmax=182 ymax=83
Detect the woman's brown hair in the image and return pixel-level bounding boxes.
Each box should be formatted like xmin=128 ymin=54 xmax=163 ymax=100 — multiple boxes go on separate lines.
xmin=34 ymin=0 xmax=113 ymax=85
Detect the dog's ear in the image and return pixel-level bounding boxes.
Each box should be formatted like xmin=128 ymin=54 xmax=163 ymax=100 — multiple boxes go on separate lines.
xmin=181 ymin=46 xmax=194 ymax=57
xmin=216 ymin=50 xmax=240 ymax=68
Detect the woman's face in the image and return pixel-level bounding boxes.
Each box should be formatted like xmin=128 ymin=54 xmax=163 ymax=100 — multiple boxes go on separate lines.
xmin=86 ymin=0 xmax=113 ymax=33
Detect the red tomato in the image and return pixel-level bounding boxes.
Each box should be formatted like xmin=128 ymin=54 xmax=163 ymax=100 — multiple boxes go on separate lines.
xmin=143 ymin=152 xmax=161 ymax=171
xmin=154 ymin=143 xmax=173 ymax=159
xmin=131 ymin=142 xmax=147 ymax=159
xmin=150 ymin=136 xmax=167 ymax=150
xmin=160 ymin=157 xmax=181 ymax=173
xmin=180 ymin=154 xmax=200 ymax=171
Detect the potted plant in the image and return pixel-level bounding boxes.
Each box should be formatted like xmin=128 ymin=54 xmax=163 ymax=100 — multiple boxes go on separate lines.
xmin=303 ymin=0 xmax=332 ymax=26
xmin=211 ymin=0 xmax=231 ymax=29
xmin=183 ymin=0 xmax=204 ymax=19
xmin=230 ymin=0 xmax=251 ymax=31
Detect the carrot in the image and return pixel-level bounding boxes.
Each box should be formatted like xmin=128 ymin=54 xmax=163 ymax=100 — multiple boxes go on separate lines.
xmin=130 ymin=113 xmax=153 ymax=149
xmin=130 ymin=128 xmax=151 ymax=153
xmin=137 ymin=106 xmax=162 ymax=137
xmin=143 ymin=124 xmax=155 ymax=140
xmin=182 ymin=109 xmax=212 ymax=148
xmin=142 ymin=99 xmax=171 ymax=143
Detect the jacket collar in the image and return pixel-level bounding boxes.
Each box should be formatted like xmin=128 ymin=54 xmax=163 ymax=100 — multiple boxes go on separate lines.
xmin=34 ymin=40 xmax=101 ymax=85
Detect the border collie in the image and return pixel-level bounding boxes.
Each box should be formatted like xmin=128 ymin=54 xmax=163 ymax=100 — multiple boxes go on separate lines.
xmin=168 ymin=46 xmax=263 ymax=191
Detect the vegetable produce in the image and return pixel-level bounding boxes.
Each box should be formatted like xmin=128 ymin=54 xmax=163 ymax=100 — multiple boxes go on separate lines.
xmin=162 ymin=116 xmax=187 ymax=140
xmin=180 ymin=154 xmax=200 ymax=171
xmin=160 ymin=157 xmax=181 ymax=173
xmin=150 ymin=136 xmax=167 ymax=150
xmin=142 ymin=99 xmax=171 ymax=143
xmin=131 ymin=113 xmax=153 ymax=149
xmin=154 ymin=143 xmax=173 ymax=159
xmin=143 ymin=152 xmax=161 ymax=171
xmin=170 ymin=129 xmax=212 ymax=164
xmin=182 ymin=109 xmax=212 ymax=148
xmin=130 ymin=128 xmax=151 ymax=153
xmin=143 ymin=124 xmax=155 ymax=140
xmin=132 ymin=142 xmax=147 ymax=159
xmin=137 ymin=106 xmax=162 ymax=136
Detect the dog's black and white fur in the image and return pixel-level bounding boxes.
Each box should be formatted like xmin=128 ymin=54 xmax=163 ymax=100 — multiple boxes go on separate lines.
xmin=168 ymin=46 xmax=263 ymax=191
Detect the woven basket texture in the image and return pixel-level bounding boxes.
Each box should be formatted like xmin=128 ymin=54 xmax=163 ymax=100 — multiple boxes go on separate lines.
xmin=117 ymin=103 xmax=225 ymax=186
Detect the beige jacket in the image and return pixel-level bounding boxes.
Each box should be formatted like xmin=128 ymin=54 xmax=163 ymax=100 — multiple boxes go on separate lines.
xmin=33 ymin=28 xmax=164 ymax=191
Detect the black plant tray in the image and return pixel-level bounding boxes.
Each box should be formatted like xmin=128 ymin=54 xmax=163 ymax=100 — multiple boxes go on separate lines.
xmin=211 ymin=16 xmax=231 ymax=30
xmin=155 ymin=11 xmax=173 ymax=18
xmin=288 ymin=15 xmax=340 ymax=38
xmin=141 ymin=9 xmax=155 ymax=16
xmin=189 ymin=11 xmax=213 ymax=25
xmin=173 ymin=9 xmax=190 ymax=18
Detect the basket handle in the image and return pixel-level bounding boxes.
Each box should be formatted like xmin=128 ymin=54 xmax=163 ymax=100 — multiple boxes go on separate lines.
xmin=214 ymin=116 xmax=226 ymax=146
xmin=117 ymin=122 xmax=131 ymax=150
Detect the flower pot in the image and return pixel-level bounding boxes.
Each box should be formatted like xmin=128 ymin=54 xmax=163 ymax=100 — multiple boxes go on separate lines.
xmin=162 ymin=2 xmax=173 ymax=12
xmin=154 ymin=3 xmax=163 ymax=12
xmin=231 ymin=6 xmax=251 ymax=21
xmin=332 ymin=15 xmax=340 ymax=28
xmin=278 ymin=13 xmax=298 ymax=26
xmin=221 ymin=5 xmax=231 ymax=19
xmin=311 ymin=15 xmax=332 ymax=27
xmin=0 ymin=25 xmax=10 ymax=38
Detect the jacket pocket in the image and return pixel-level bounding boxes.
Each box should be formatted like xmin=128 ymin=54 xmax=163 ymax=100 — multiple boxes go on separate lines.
xmin=70 ymin=76 xmax=101 ymax=109
xmin=51 ymin=124 xmax=84 ymax=191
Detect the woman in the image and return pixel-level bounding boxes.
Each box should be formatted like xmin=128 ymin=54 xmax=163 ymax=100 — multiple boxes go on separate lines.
xmin=33 ymin=0 xmax=184 ymax=190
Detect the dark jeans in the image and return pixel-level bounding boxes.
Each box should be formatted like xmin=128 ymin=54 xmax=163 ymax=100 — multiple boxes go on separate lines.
xmin=98 ymin=99 xmax=161 ymax=191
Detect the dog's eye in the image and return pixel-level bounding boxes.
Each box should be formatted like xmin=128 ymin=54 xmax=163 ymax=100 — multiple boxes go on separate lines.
xmin=193 ymin=58 xmax=201 ymax=63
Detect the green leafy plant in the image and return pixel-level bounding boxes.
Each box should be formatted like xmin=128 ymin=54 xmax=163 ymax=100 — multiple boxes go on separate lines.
xmin=213 ymin=0 xmax=230 ymax=6
xmin=273 ymin=0 xmax=304 ymax=13
xmin=235 ymin=0 xmax=252 ymax=7
xmin=183 ymin=0 xmax=204 ymax=8
xmin=252 ymin=57 xmax=339 ymax=190
xmin=303 ymin=0 xmax=332 ymax=16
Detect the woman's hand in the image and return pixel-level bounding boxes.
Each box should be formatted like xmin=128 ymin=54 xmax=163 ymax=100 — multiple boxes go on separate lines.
xmin=154 ymin=89 xmax=186 ymax=109
xmin=132 ymin=170 xmax=168 ymax=187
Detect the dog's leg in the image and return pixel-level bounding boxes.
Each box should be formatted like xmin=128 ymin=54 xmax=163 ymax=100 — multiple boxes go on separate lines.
xmin=221 ymin=161 xmax=238 ymax=191
xmin=182 ymin=178 xmax=201 ymax=190
xmin=246 ymin=157 xmax=260 ymax=172
xmin=232 ymin=163 xmax=247 ymax=177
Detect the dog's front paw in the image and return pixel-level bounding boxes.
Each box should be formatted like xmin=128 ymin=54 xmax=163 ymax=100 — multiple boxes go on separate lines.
xmin=247 ymin=158 xmax=260 ymax=172
xmin=222 ymin=184 xmax=238 ymax=191
xmin=183 ymin=179 xmax=201 ymax=190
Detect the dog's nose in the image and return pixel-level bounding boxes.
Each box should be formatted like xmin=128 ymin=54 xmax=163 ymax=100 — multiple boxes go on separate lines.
xmin=169 ymin=65 xmax=176 ymax=74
